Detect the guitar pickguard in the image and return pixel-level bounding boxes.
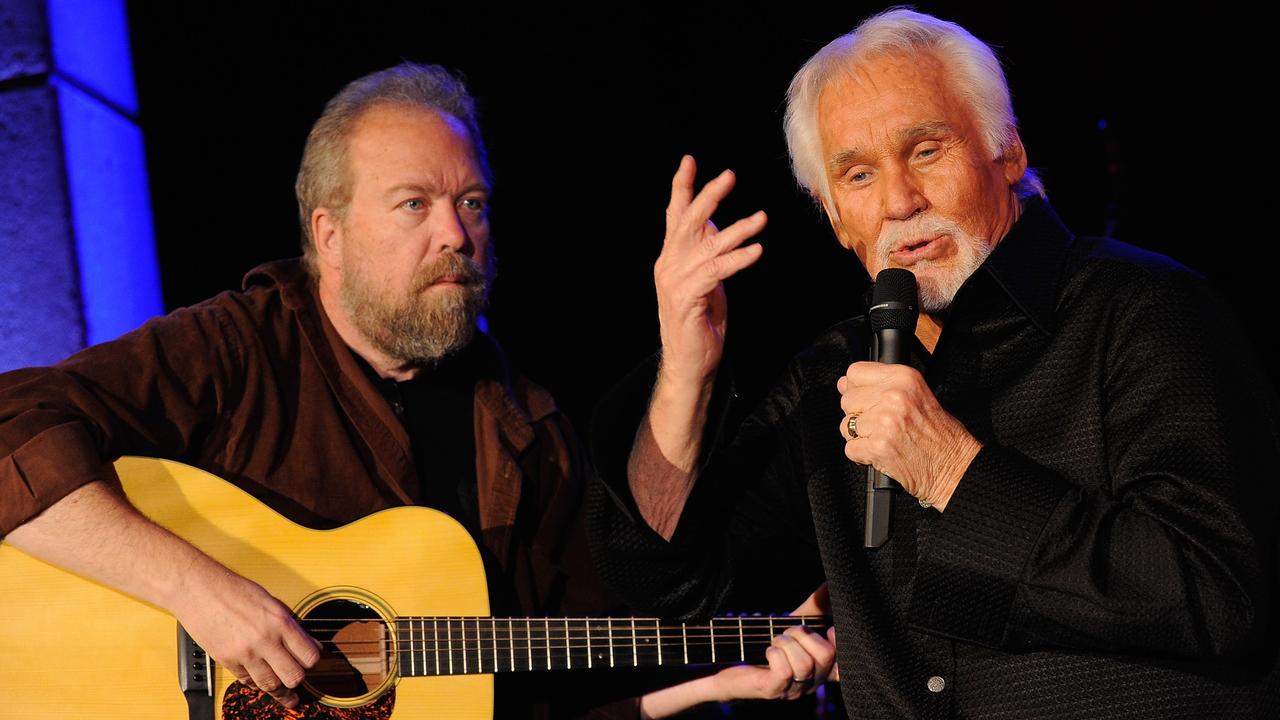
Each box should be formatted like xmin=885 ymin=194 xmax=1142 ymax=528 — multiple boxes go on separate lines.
xmin=221 ymin=682 xmax=395 ymax=720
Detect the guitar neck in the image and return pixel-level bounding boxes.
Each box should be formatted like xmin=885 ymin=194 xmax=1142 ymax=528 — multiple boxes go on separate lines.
xmin=393 ymin=616 xmax=829 ymax=676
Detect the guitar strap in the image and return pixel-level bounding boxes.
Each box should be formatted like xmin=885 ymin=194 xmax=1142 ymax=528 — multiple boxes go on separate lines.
xmin=177 ymin=625 xmax=215 ymax=720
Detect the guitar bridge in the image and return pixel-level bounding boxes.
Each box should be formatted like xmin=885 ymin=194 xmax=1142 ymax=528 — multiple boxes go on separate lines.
xmin=178 ymin=624 xmax=214 ymax=719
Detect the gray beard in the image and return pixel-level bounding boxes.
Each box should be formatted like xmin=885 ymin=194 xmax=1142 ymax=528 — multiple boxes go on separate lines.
xmin=913 ymin=239 xmax=991 ymax=313
xmin=339 ymin=252 xmax=491 ymax=366
xmin=875 ymin=217 xmax=992 ymax=313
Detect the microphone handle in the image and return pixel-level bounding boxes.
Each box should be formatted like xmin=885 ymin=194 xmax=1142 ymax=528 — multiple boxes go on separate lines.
xmin=875 ymin=327 xmax=909 ymax=364
xmin=864 ymin=328 xmax=907 ymax=548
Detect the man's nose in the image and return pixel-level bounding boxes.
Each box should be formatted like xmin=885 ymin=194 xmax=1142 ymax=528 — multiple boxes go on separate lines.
xmin=882 ymin=167 xmax=928 ymax=221
xmin=433 ymin=206 xmax=472 ymax=255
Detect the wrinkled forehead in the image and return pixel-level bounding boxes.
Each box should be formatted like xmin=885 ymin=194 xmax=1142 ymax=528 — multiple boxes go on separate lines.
xmin=344 ymin=104 xmax=488 ymax=188
xmin=347 ymin=103 xmax=470 ymax=153
xmin=346 ymin=103 xmax=488 ymax=175
xmin=815 ymin=51 xmax=977 ymax=157
xmin=817 ymin=50 xmax=959 ymax=119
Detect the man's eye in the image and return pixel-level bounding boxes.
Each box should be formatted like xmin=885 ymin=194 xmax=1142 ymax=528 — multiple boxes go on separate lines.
xmin=916 ymin=147 xmax=938 ymax=159
xmin=404 ymin=199 xmax=425 ymax=211
xmin=461 ymin=197 xmax=487 ymax=212
xmin=850 ymin=171 xmax=870 ymax=183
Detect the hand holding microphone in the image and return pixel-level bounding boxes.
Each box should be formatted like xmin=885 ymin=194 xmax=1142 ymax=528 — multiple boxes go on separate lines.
xmin=837 ymin=269 xmax=982 ymax=543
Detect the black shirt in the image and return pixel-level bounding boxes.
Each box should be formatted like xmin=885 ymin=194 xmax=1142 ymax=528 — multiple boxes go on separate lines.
xmin=354 ymin=342 xmax=482 ymax=536
xmin=590 ymin=198 xmax=1280 ymax=718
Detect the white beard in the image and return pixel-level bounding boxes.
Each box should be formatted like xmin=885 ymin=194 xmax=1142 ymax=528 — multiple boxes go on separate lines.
xmin=875 ymin=216 xmax=992 ymax=313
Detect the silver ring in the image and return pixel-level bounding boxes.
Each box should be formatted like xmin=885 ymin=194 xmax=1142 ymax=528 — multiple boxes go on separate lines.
xmin=793 ymin=676 xmax=813 ymax=684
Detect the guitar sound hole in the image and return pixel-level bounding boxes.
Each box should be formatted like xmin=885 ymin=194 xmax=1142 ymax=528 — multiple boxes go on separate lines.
xmin=301 ymin=599 xmax=392 ymax=701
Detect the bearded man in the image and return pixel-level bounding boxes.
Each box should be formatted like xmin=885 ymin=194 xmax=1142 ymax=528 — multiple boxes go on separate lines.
xmin=589 ymin=9 xmax=1280 ymax=718
xmin=2 ymin=63 xmax=813 ymax=719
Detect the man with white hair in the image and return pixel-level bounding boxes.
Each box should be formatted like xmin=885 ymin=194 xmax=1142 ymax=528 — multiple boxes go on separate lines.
xmin=590 ymin=9 xmax=1279 ymax=717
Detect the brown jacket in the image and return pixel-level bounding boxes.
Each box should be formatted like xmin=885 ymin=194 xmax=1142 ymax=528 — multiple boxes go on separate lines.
xmin=1 ymin=260 xmax=640 ymax=716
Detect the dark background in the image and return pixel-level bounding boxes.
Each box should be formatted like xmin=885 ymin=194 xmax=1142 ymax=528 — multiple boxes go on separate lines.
xmin=126 ymin=1 xmax=1269 ymax=431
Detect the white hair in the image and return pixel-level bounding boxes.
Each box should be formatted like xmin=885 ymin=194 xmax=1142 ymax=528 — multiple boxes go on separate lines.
xmin=783 ymin=7 xmax=1045 ymax=210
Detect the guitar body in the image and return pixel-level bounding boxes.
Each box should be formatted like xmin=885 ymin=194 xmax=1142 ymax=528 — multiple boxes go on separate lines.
xmin=0 ymin=457 xmax=492 ymax=719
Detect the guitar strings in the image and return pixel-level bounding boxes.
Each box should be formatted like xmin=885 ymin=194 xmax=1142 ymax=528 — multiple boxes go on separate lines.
xmin=298 ymin=616 xmax=828 ymax=622
xmin=283 ymin=616 xmax=832 ymax=676
xmin=297 ymin=617 xmax=831 ymax=648
xmin=310 ymin=635 xmax=821 ymax=651
xmin=208 ymin=634 xmax=806 ymax=681
xmin=303 ymin=629 xmax=828 ymax=641
xmin=298 ymin=617 xmax=829 ymax=628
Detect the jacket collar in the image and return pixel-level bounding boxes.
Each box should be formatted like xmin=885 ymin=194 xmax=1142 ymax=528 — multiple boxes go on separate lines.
xmin=963 ymin=196 xmax=1076 ymax=336
xmin=240 ymin=258 xmax=556 ymax=498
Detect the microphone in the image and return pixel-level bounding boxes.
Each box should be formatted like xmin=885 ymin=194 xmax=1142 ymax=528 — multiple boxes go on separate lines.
xmin=864 ymin=268 xmax=919 ymax=548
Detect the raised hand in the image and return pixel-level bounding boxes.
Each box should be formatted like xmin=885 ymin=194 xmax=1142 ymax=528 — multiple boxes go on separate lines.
xmin=654 ymin=155 xmax=767 ymax=391
xmin=632 ymin=156 xmax=768 ymax=539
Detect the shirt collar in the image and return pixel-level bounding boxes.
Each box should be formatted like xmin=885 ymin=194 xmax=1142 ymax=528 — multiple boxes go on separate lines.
xmin=967 ymin=196 xmax=1076 ymax=335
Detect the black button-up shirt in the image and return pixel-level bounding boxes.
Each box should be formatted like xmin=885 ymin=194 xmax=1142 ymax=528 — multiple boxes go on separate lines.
xmin=590 ymin=198 xmax=1280 ymax=718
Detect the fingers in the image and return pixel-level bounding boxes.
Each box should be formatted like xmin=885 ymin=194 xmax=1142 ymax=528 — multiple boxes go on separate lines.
xmin=656 ymin=213 xmax=766 ymax=311
xmin=224 ymin=626 xmax=315 ymax=709
xmin=663 ymin=157 xmax=765 ymax=259
xmin=666 ymin=155 xmax=696 ymax=220
xmin=832 ymin=356 xmax=978 ymax=508
xmin=773 ymin=634 xmax=815 ymax=686
xmin=827 ymin=626 xmax=841 ymax=682
xmin=839 ymin=413 xmax=857 ymax=442
xmin=781 ymin=626 xmax=837 ymax=683
xmin=652 ymin=156 xmax=766 ymax=393
xmin=705 ymin=237 xmax=766 ymax=284
xmin=284 ymin=619 xmax=324 ymax=669
xmin=837 ymin=361 xmax=900 ymax=398
xmin=762 ymin=646 xmax=805 ymax=700
xmin=656 ymin=155 xmax=766 ymax=289
xmin=708 ymin=211 xmax=768 ymax=259
xmin=836 ymin=362 xmax=920 ymax=431
xmin=242 ymin=655 xmax=301 ymax=708
xmin=786 ymin=586 xmax=838 ymax=690
xmin=178 ymin=571 xmax=322 ymax=710
xmin=766 ymin=625 xmax=837 ymax=699
xmin=710 ymin=622 xmax=838 ymax=704
xmin=675 ymin=168 xmax=736 ymax=236
xmin=665 ymin=161 xmax=735 ymax=246
xmin=840 ymin=413 xmax=880 ymax=468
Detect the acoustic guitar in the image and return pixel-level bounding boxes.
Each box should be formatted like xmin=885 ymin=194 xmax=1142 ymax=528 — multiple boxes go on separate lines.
xmin=0 ymin=457 xmax=825 ymax=719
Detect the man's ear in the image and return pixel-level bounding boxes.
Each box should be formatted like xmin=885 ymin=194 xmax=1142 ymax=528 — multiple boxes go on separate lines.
xmin=1002 ymin=130 xmax=1029 ymax=186
xmin=312 ymin=208 xmax=343 ymax=271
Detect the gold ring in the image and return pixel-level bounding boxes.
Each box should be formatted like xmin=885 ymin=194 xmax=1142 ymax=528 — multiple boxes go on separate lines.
xmin=846 ymin=413 xmax=860 ymax=439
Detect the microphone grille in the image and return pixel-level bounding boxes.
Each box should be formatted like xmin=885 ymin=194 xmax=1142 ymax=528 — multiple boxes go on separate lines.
xmin=869 ymin=268 xmax=919 ymax=333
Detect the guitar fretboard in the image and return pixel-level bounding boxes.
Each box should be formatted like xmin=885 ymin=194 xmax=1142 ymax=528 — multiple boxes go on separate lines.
xmin=393 ymin=616 xmax=827 ymax=676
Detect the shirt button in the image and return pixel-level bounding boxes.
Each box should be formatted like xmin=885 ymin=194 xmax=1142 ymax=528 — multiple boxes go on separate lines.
xmin=927 ymin=676 xmax=946 ymax=693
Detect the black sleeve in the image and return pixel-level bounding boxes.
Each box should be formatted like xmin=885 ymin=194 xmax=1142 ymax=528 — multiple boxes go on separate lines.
xmin=909 ymin=269 xmax=1280 ymax=665
xmin=588 ymin=346 xmax=831 ymax=622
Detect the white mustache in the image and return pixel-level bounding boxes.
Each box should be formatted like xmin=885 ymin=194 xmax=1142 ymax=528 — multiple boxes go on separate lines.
xmin=875 ymin=216 xmax=965 ymax=266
